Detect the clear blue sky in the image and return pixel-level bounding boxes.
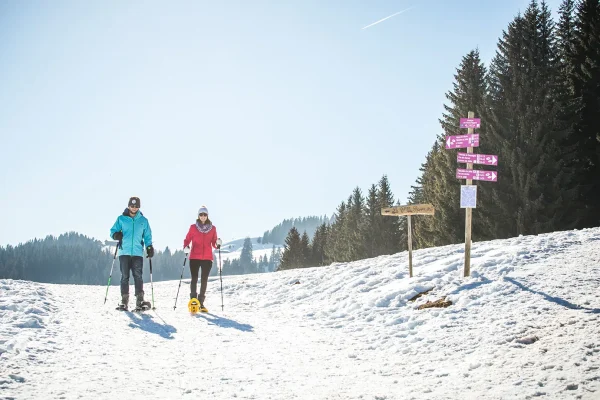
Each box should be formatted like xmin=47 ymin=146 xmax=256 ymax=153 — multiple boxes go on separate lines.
xmin=0 ymin=0 xmax=562 ymax=250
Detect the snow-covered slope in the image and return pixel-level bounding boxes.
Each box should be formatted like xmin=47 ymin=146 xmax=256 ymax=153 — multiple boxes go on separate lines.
xmin=1 ymin=228 xmax=599 ymax=399
xmin=217 ymin=236 xmax=283 ymax=263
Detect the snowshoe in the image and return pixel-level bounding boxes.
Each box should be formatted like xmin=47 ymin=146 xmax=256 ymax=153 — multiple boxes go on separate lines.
xmin=188 ymin=298 xmax=200 ymax=314
xmin=134 ymin=301 xmax=152 ymax=312
xmin=116 ymin=294 xmax=129 ymax=311
xmin=200 ymin=303 xmax=208 ymax=313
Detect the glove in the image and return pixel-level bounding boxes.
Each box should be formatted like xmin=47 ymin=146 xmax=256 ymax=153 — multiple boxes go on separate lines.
xmin=216 ymin=238 xmax=222 ymax=249
xmin=146 ymin=245 xmax=154 ymax=258
xmin=184 ymin=246 xmax=190 ymax=254
xmin=112 ymin=231 xmax=123 ymax=241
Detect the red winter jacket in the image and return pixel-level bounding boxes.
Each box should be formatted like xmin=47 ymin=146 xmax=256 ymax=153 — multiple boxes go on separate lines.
xmin=183 ymin=224 xmax=217 ymax=260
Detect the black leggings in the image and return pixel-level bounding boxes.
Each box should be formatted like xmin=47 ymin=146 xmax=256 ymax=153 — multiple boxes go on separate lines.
xmin=190 ymin=259 xmax=212 ymax=304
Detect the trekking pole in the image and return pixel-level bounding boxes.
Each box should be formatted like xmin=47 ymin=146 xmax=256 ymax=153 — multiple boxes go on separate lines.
xmin=149 ymin=258 xmax=156 ymax=310
xmin=174 ymin=248 xmax=189 ymax=310
xmin=104 ymin=241 xmax=121 ymax=304
xmin=219 ymin=248 xmax=224 ymax=311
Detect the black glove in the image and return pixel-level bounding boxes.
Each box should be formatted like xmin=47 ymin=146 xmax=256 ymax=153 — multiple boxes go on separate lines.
xmin=112 ymin=231 xmax=123 ymax=241
xmin=146 ymin=245 xmax=154 ymax=258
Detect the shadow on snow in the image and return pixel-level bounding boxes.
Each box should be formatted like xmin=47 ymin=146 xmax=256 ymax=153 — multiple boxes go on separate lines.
xmin=505 ymin=277 xmax=600 ymax=314
xmin=126 ymin=311 xmax=177 ymax=339
xmin=195 ymin=313 xmax=254 ymax=332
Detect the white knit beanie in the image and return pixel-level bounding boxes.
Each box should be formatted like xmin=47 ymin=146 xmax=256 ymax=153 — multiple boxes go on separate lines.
xmin=198 ymin=206 xmax=209 ymax=215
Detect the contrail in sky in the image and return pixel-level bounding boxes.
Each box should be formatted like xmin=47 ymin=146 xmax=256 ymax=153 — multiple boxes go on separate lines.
xmin=361 ymin=7 xmax=415 ymax=30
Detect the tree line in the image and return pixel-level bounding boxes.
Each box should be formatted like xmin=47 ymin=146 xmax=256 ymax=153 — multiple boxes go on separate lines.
xmin=0 ymin=232 xmax=270 ymax=284
xmin=278 ymin=175 xmax=405 ymax=270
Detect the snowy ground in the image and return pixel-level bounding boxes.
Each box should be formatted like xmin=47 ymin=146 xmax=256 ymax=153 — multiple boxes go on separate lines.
xmin=1 ymin=227 xmax=599 ymax=399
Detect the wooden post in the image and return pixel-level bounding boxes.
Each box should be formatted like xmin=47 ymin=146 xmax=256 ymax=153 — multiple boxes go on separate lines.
xmin=407 ymin=215 xmax=413 ymax=278
xmin=381 ymin=204 xmax=434 ymax=278
xmin=464 ymin=111 xmax=474 ymax=277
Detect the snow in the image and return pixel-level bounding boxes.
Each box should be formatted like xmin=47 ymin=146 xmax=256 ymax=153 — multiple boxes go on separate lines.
xmin=217 ymin=237 xmax=283 ymax=263
xmin=1 ymin=227 xmax=599 ymax=399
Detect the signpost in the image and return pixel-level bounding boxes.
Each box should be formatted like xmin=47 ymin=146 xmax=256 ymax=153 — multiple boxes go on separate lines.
xmin=381 ymin=204 xmax=435 ymax=216
xmin=459 ymin=118 xmax=481 ymax=128
xmin=457 ymin=153 xmax=498 ymax=166
xmin=381 ymin=204 xmax=435 ymax=278
xmin=462 ymin=113 xmax=475 ymax=277
xmin=456 ymin=169 xmax=497 ymax=182
xmin=446 ymin=112 xmax=498 ymax=277
xmin=445 ymin=134 xmax=480 ymax=149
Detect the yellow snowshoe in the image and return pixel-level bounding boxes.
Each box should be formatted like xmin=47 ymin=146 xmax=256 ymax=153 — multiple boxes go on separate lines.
xmin=188 ymin=298 xmax=200 ymax=314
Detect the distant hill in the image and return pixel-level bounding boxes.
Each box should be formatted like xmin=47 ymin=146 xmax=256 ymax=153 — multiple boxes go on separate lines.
xmin=261 ymin=215 xmax=330 ymax=245
xmin=218 ymin=237 xmax=283 ymax=263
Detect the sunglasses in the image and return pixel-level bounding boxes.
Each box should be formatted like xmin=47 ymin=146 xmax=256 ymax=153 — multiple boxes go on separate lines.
xmin=129 ymin=205 xmax=139 ymax=209
xmin=199 ymin=213 xmax=208 ymax=217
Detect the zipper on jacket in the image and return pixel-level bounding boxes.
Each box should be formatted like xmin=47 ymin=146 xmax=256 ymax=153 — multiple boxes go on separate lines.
xmin=131 ymin=214 xmax=135 ymax=254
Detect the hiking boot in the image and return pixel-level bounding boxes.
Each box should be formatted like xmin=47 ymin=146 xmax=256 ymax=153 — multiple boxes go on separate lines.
xmin=136 ymin=292 xmax=151 ymax=310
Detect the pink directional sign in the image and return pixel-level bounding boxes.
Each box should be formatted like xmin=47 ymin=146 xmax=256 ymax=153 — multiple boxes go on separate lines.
xmin=456 ymin=169 xmax=497 ymax=182
xmin=457 ymin=153 xmax=498 ymax=166
xmin=460 ymin=118 xmax=481 ymax=129
xmin=445 ymin=134 xmax=479 ymax=149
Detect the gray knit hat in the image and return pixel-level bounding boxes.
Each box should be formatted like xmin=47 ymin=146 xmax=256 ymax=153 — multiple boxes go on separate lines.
xmin=198 ymin=205 xmax=209 ymax=215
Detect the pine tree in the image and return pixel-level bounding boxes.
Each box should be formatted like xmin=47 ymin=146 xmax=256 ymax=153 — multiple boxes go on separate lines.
xmin=557 ymin=0 xmax=577 ymax=91
xmin=329 ymin=195 xmax=354 ymax=262
xmin=240 ymin=237 xmax=254 ymax=273
xmin=300 ymin=231 xmax=311 ymax=267
xmin=444 ymin=49 xmax=491 ymax=243
xmin=278 ymin=227 xmax=304 ymax=270
xmin=325 ymin=201 xmax=347 ymax=263
xmin=269 ymin=245 xmax=277 ymax=272
xmin=274 ymin=247 xmax=282 ymax=269
xmin=364 ymin=184 xmax=380 ymax=257
xmin=412 ymin=50 xmax=489 ymax=247
xmin=310 ymin=223 xmax=329 ymax=266
xmin=376 ymin=175 xmax=401 ymax=255
xmin=346 ymin=187 xmax=366 ymax=261
xmin=409 ymin=147 xmax=441 ymax=248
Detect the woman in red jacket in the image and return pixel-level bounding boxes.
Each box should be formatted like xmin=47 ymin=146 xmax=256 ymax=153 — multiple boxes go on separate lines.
xmin=183 ymin=206 xmax=221 ymax=310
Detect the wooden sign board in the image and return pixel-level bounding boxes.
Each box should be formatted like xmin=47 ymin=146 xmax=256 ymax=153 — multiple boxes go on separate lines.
xmin=381 ymin=204 xmax=435 ymax=216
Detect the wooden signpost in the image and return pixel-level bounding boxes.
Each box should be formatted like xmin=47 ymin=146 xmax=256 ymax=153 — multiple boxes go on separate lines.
xmin=381 ymin=204 xmax=435 ymax=278
xmin=445 ymin=111 xmax=498 ymax=277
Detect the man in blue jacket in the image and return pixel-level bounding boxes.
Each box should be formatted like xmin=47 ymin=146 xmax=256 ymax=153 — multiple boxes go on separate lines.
xmin=110 ymin=196 xmax=154 ymax=310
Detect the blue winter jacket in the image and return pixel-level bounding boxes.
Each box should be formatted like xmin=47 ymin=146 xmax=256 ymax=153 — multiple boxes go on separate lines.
xmin=110 ymin=209 xmax=153 ymax=257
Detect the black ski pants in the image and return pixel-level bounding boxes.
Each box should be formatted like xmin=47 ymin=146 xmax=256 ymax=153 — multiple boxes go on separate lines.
xmin=190 ymin=259 xmax=212 ymax=304
xmin=119 ymin=255 xmax=144 ymax=296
